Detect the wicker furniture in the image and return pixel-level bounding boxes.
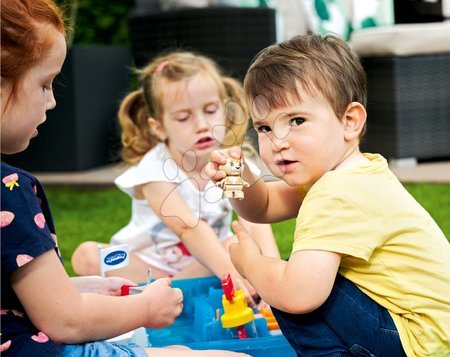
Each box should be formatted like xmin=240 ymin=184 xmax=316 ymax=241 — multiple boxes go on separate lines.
xmin=351 ymin=23 xmax=450 ymax=161
xmin=361 ymin=53 xmax=450 ymax=160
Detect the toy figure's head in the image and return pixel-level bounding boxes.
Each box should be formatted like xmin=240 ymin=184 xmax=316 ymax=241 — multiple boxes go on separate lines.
xmin=219 ymin=158 xmax=244 ymax=176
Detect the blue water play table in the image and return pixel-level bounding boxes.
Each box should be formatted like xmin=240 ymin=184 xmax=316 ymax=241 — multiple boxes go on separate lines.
xmin=145 ymin=276 xmax=296 ymax=356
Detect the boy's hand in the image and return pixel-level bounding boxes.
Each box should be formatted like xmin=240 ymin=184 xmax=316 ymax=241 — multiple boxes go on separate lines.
xmin=229 ymin=220 xmax=262 ymax=279
xmin=141 ymin=278 xmax=183 ymax=328
xmin=205 ymin=146 xmax=243 ymax=183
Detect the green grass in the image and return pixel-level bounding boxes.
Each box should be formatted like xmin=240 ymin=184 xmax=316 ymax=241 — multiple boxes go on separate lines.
xmin=45 ymin=184 xmax=450 ymax=276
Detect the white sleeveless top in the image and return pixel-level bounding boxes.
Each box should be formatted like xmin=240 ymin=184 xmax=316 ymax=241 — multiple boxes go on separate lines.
xmin=111 ymin=143 xmax=233 ymax=274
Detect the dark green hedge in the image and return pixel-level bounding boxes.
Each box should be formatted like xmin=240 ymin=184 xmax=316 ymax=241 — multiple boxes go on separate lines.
xmin=56 ymin=0 xmax=133 ymax=46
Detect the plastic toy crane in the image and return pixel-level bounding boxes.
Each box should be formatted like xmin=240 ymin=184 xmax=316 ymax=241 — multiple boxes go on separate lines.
xmin=220 ymin=274 xmax=255 ymax=339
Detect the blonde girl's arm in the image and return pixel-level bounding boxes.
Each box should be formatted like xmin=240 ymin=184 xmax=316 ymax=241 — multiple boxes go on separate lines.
xmin=207 ymin=146 xmax=303 ymax=223
xmin=11 ymin=250 xmax=183 ymax=344
xmin=71 ymin=276 xmax=137 ymax=296
xmin=140 ymin=181 xmax=257 ymax=302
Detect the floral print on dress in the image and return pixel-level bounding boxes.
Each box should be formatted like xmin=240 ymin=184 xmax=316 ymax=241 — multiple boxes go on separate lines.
xmin=16 ymin=254 xmax=34 ymax=267
xmin=0 ymin=211 xmax=14 ymax=227
xmin=31 ymin=332 xmax=49 ymax=343
xmin=2 ymin=163 xmax=63 ymax=355
xmin=2 ymin=173 xmax=19 ymax=191
xmin=34 ymin=213 xmax=46 ymax=229
xmin=12 ymin=309 xmax=24 ymax=317
xmin=0 ymin=340 xmax=11 ymax=352
xmin=51 ymin=234 xmax=61 ymax=257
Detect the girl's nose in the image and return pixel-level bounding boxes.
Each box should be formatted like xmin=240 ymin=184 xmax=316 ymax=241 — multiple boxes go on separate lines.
xmin=196 ymin=115 xmax=209 ymax=132
xmin=47 ymin=91 xmax=56 ymax=110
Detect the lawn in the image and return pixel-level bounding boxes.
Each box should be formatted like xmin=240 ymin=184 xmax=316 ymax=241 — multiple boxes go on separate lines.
xmin=45 ymin=184 xmax=450 ymax=276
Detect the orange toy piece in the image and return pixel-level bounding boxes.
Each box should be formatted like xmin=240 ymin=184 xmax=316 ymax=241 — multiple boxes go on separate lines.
xmin=259 ymin=306 xmax=280 ymax=331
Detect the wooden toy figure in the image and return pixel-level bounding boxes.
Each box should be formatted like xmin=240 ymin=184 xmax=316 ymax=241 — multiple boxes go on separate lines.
xmin=216 ymin=158 xmax=249 ymax=200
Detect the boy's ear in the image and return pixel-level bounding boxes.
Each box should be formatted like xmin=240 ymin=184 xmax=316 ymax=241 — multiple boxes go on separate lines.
xmin=342 ymin=102 xmax=366 ymax=142
xmin=148 ymin=117 xmax=167 ymax=141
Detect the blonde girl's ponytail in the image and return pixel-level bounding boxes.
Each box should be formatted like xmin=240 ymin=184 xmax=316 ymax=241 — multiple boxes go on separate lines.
xmin=118 ymin=89 xmax=158 ymax=165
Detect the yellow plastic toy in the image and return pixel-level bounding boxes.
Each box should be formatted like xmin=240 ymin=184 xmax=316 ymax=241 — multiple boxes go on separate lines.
xmin=220 ymin=274 xmax=254 ymax=339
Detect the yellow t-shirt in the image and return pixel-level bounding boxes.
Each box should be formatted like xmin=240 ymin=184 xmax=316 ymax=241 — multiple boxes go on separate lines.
xmin=292 ymin=153 xmax=450 ymax=356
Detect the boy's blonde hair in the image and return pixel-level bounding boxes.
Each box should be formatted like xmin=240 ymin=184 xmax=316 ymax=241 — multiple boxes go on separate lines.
xmin=119 ymin=51 xmax=250 ymax=165
xmin=244 ymin=34 xmax=367 ymax=138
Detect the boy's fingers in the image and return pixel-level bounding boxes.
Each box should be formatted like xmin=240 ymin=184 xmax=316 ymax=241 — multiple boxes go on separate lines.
xmin=229 ymin=146 xmax=242 ymax=159
xmin=210 ymin=150 xmax=228 ymax=164
xmin=205 ymin=162 xmax=225 ymax=181
xmin=231 ymin=220 xmax=251 ymax=241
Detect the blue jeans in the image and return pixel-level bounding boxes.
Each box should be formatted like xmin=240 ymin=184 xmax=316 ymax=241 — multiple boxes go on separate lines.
xmin=61 ymin=341 xmax=147 ymax=357
xmin=271 ymin=274 xmax=406 ymax=357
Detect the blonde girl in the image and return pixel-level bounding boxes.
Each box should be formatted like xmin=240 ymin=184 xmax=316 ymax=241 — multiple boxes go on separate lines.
xmin=1 ymin=1 xmax=250 ymax=356
xmin=72 ymin=52 xmax=280 ymax=306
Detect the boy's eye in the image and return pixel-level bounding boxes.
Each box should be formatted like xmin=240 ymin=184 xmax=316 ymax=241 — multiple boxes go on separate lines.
xmin=43 ymin=84 xmax=53 ymax=91
xmin=290 ymin=117 xmax=305 ymax=126
xmin=254 ymin=125 xmax=271 ymax=134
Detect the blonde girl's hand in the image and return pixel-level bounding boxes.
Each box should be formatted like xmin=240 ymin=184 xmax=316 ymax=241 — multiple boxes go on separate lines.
xmin=229 ymin=272 xmax=259 ymax=309
xmin=97 ymin=277 xmax=137 ymax=296
xmin=205 ymin=146 xmax=243 ymax=183
xmin=71 ymin=276 xmax=137 ymax=296
xmin=141 ymin=278 xmax=183 ymax=329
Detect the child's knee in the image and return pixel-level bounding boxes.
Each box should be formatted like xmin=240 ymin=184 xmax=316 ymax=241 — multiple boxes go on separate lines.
xmin=71 ymin=242 xmax=101 ymax=275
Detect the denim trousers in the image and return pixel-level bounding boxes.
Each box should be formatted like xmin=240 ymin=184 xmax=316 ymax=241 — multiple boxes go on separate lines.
xmin=61 ymin=341 xmax=147 ymax=357
xmin=271 ymin=274 xmax=407 ymax=357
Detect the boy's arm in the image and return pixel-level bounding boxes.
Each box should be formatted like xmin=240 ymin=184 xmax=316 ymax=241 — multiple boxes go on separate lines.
xmin=237 ymin=217 xmax=280 ymax=259
xmin=11 ymin=250 xmax=183 ymax=343
xmin=230 ymin=221 xmax=341 ymax=313
xmin=208 ymin=147 xmax=303 ymax=223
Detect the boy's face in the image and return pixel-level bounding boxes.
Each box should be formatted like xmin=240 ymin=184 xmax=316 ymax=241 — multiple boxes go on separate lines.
xmin=252 ymin=89 xmax=350 ymax=187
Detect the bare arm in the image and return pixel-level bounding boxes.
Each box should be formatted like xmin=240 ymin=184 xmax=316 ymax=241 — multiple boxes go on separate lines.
xmin=11 ymin=250 xmax=183 ymax=344
xmin=71 ymin=276 xmax=137 ymax=296
xmin=207 ymin=147 xmax=303 ymax=223
xmin=140 ymin=181 xmax=257 ymax=303
xmin=238 ymin=217 xmax=280 ymax=259
xmin=229 ymin=221 xmax=341 ymax=313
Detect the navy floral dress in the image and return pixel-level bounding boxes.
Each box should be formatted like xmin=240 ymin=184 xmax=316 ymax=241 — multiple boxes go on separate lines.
xmin=1 ymin=162 xmax=63 ymax=356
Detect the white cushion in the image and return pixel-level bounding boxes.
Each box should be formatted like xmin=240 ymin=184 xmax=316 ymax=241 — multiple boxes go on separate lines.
xmin=349 ymin=22 xmax=450 ymax=57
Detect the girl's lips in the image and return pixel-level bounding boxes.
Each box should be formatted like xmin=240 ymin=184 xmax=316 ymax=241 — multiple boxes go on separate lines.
xmin=194 ymin=137 xmax=215 ymax=149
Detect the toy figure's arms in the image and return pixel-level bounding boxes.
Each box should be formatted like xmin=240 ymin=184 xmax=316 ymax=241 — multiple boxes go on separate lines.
xmin=216 ymin=178 xmax=226 ymax=189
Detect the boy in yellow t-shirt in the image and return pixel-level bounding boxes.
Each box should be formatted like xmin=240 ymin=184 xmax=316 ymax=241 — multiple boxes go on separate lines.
xmin=206 ymin=34 xmax=450 ymax=356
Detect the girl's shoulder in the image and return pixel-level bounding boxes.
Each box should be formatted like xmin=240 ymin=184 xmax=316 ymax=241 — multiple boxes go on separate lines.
xmin=1 ymin=162 xmax=38 ymax=189
xmin=115 ymin=144 xmax=183 ymax=190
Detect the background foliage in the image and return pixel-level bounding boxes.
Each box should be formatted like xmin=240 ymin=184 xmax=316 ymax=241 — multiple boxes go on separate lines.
xmin=55 ymin=0 xmax=133 ymax=46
